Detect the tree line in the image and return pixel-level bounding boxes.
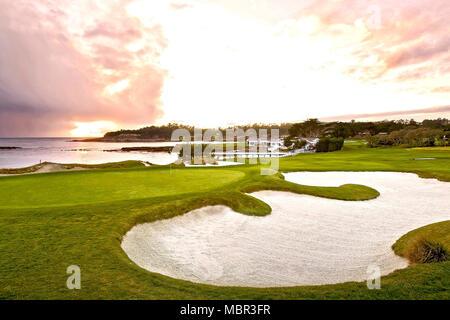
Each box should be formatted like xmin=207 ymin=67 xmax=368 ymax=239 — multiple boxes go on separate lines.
xmin=103 ymin=123 xmax=293 ymax=140
xmin=287 ymin=118 xmax=449 ymax=139
xmin=103 ymin=118 xmax=449 ymax=150
xmin=286 ymin=118 xmax=449 ymax=151
xmin=366 ymin=128 xmax=448 ymax=148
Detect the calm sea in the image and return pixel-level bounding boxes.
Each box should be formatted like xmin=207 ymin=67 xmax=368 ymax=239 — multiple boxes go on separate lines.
xmin=0 ymin=138 xmax=178 ymax=169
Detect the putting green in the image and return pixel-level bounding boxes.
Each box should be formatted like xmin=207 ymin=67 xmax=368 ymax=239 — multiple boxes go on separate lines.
xmin=0 ymin=168 xmax=244 ymax=208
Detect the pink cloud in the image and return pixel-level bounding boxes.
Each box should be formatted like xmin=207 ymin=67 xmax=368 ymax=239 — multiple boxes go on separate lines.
xmin=170 ymin=2 xmax=194 ymax=10
xmin=291 ymin=0 xmax=450 ymax=85
xmin=320 ymin=105 xmax=450 ymax=122
xmin=0 ymin=0 xmax=167 ymax=137
xmin=0 ymin=0 xmax=449 ymax=136
xmin=83 ymin=22 xmax=143 ymax=40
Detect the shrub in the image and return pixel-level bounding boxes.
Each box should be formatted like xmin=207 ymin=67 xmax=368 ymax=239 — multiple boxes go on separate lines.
xmin=406 ymin=237 xmax=448 ymax=264
xmin=315 ymin=137 xmax=344 ymax=152
xmin=283 ymin=135 xmax=294 ymax=148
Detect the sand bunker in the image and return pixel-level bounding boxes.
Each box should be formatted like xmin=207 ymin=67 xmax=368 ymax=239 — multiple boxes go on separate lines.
xmin=121 ymin=172 xmax=450 ymax=287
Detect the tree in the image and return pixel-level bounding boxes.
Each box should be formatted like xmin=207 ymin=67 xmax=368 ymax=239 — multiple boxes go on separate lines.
xmin=315 ymin=137 xmax=344 ymax=152
xmin=289 ymin=119 xmax=322 ymax=138
xmin=283 ymin=135 xmax=294 ymax=148
xmin=293 ymin=139 xmax=307 ymax=150
xmin=331 ymin=122 xmax=352 ymax=138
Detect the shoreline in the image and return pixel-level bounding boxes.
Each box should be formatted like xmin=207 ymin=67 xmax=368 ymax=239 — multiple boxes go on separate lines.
xmin=70 ymin=137 xmax=171 ymax=142
xmin=0 ymin=160 xmax=153 ymax=176
xmin=0 ymin=162 xmax=89 ymax=176
xmin=104 ymin=146 xmax=174 ymax=153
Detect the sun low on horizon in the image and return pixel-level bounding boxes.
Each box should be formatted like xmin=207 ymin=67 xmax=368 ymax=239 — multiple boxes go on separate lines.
xmin=70 ymin=121 xmax=119 ymax=138
xmin=1 ymin=0 xmax=450 ymax=137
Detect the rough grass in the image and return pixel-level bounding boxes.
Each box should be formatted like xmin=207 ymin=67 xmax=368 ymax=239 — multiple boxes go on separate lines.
xmin=0 ymin=143 xmax=449 ymax=299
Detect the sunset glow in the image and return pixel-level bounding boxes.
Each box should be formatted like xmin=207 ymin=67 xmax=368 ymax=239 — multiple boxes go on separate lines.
xmin=1 ymin=0 xmax=449 ymax=136
xmin=105 ymin=79 xmax=131 ymax=95
xmin=70 ymin=121 xmax=118 ymax=138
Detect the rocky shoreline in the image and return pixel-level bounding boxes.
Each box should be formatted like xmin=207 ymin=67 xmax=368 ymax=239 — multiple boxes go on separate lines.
xmin=71 ymin=137 xmax=170 ymax=142
xmin=0 ymin=146 xmax=22 ymax=150
xmin=104 ymin=146 xmax=174 ymax=153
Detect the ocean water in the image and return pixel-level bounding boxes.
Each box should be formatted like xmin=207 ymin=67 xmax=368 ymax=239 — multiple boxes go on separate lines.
xmin=0 ymin=138 xmax=178 ymax=169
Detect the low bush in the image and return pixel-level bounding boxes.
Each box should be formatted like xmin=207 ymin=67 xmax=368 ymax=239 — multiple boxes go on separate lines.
xmin=406 ymin=237 xmax=448 ymax=264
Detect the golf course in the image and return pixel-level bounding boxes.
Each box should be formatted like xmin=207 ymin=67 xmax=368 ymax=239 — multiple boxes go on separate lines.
xmin=0 ymin=141 xmax=449 ymax=299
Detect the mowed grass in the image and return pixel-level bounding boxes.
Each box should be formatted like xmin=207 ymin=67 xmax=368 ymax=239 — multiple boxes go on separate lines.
xmin=0 ymin=168 xmax=244 ymax=208
xmin=0 ymin=143 xmax=449 ymax=299
xmin=280 ymin=141 xmax=450 ymax=182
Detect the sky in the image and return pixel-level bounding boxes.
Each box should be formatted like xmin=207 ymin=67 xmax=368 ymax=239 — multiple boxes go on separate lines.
xmin=0 ymin=0 xmax=449 ymax=137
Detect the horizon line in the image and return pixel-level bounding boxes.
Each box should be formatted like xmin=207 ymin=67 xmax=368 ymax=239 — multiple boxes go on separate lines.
xmin=319 ymin=105 xmax=450 ymax=122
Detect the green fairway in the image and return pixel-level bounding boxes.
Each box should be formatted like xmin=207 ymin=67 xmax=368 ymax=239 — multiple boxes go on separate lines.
xmin=280 ymin=141 xmax=450 ymax=182
xmin=0 ymin=143 xmax=449 ymax=299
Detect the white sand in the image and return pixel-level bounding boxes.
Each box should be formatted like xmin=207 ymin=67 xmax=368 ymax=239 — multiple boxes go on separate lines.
xmin=121 ymin=172 xmax=450 ymax=287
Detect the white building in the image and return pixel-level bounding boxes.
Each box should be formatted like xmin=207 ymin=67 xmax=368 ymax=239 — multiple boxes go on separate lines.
xmin=282 ymin=137 xmax=319 ymax=152
xmin=246 ymin=139 xmax=284 ymax=151
xmin=304 ymin=138 xmax=319 ymax=151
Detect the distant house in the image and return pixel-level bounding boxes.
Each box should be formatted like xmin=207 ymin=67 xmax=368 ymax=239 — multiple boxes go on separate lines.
xmin=303 ymin=138 xmax=319 ymax=151
xmin=304 ymin=138 xmax=319 ymax=144
xmin=283 ymin=137 xmax=319 ymax=152
xmin=246 ymin=137 xmax=319 ymax=152
xmin=246 ymin=139 xmax=284 ymax=151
